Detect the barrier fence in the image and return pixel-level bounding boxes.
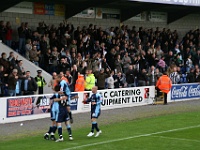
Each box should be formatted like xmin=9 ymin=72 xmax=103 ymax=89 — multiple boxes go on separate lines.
xmin=0 ymin=83 xmax=199 ymax=124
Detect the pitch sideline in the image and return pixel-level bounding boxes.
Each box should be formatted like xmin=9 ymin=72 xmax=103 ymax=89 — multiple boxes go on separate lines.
xmin=63 ymin=124 xmax=200 ymax=150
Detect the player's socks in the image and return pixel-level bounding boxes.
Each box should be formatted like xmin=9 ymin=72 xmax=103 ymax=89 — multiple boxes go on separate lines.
xmin=48 ymin=126 xmax=53 ymax=134
xmin=91 ymin=122 xmax=96 ymax=133
xmin=69 ymin=111 xmax=73 ymax=123
xmin=58 ymin=126 xmax=62 ymax=136
xmin=52 ymin=125 xmax=57 ymax=133
xmin=66 ymin=124 xmax=72 ymax=135
xmin=94 ymin=123 xmax=100 ymax=132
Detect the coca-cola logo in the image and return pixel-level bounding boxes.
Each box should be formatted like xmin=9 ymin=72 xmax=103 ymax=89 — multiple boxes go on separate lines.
xmin=171 ymin=86 xmax=188 ymax=99
xmin=188 ymin=85 xmax=200 ymax=97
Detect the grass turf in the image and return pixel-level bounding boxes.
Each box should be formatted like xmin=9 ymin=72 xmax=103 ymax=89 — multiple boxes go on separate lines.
xmin=1 ymin=110 xmax=200 ymax=150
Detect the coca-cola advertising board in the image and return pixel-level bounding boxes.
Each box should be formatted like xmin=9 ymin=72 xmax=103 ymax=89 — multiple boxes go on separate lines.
xmin=171 ymin=83 xmax=200 ymax=100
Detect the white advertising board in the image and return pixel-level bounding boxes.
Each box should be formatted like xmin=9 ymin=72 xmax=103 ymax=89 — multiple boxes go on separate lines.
xmin=0 ymin=86 xmax=155 ymax=124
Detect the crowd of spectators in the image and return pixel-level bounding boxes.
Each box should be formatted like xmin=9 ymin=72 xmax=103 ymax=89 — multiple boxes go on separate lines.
xmin=0 ymin=20 xmax=200 ymax=96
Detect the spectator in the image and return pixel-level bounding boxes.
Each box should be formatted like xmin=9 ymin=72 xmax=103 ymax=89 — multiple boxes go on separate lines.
xmin=0 ymin=65 xmax=7 ymax=96
xmin=21 ymin=71 xmax=37 ymax=95
xmin=48 ymin=72 xmax=57 ymax=90
xmin=7 ymin=69 xmax=18 ymax=96
xmin=169 ymin=66 xmax=180 ymax=84
xmin=187 ymin=68 xmax=195 ymax=83
xmin=85 ymin=69 xmax=95 ymax=91
xmin=137 ymin=69 xmax=148 ymax=87
xmin=5 ymin=21 xmax=12 ymax=47
xmin=106 ymin=70 xmax=114 ymax=89
xmin=186 ymin=55 xmax=193 ymax=73
xmin=29 ymin=45 xmax=40 ymax=66
xmin=65 ymin=70 xmax=73 ymax=91
xmin=25 ymin=39 xmax=32 ymax=60
xmin=94 ymin=68 xmax=110 ymax=90
xmin=74 ymin=73 xmax=85 ymax=92
xmin=0 ymin=21 xmax=6 ymax=43
xmin=18 ymin=22 xmax=26 ymax=55
xmin=57 ymin=57 xmax=70 ymax=74
xmin=114 ymin=71 xmax=126 ymax=88
xmin=0 ymin=52 xmax=10 ymax=74
xmin=157 ymin=56 xmax=166 ymax=73
xmin=122 ymin=52 xmax=131 ymax=74
xmin=126 ymin=65 xmax=137 ymax=87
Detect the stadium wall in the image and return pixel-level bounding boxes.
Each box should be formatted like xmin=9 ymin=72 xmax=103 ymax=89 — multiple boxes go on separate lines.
xmin=0 ymin=12 xmax=199 ymax=41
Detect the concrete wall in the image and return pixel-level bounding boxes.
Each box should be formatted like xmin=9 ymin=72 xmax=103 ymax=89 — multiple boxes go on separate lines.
xmin=0 ymin=11 xmax=199 ymax=41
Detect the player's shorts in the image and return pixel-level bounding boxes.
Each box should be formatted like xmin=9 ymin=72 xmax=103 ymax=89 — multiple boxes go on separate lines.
xmin=56 ymin=107 xmax=70 ymax=123
xmin=51 ymin=110 xmax=59 ymax=121
xmin=91 ymin=109 xmax=101 ymax=119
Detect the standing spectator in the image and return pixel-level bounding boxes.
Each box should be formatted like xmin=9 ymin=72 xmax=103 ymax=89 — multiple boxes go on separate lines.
xmin=157 ymin=56 xmax=166 ymax=73
xmin=137 ymin=69 xmax=148 ymax=86
xmin=187 ymin=68 xmax=195 ymax=83
xmin=15 ymin=60 xmax=25 ymax=95
xmin=0 ymin=65 xmax=7 ymax=96
xmin=65 ymin=70 xmax=73 ymax=91
xmin=7 ymin=69 xmax=18 ymax=96
xmin=18 ymin=22 xmax=26 ymax=55
xmin=85 ymin=69 xmax=95 ymax=91
xmin=94 ymin=68 xmax=109 ymax=90
xmin=21 ymin=71 xmax=37 ymax=95
xmin=0 ymin=21 xmax=6 ymax=43
xmin=74 ymin=73 xmax=85 ymax=92
xmin=44 ymin=48 xmax=53 ymax=73
xmin=7 ymin=52 xmax=17 ymax=68
xmin=51 ymin=47 xmax=60 ymax=73
xmin=25 ymin=39 xmax=32 ymax=60
xmin=107 ymin=70 xmax=114 ymax=89
xmin=148 ymin=66 xmax=156 ymax=86
xmin=169 ymin=66 xmax=180 ymax=84
xmin=48 ymin=72 xmax=57 ymax=90
xmin=155 ymin=45 xmax=163 ymax=60
xmin=35 ymin=70 xmax=47 ymax=94
xmin=29 ymin=45 xmax=41 ymax=66
xmin=126 ymin=65 xmax=137 ymax=87
xmin=57 ymin=57 xmax=70 ymax=74
xmin=71 ymin=65 xmax=78 ymax=91
xmin=156 ymin=72 xmax=172 ymax=105
xmin=122 ymin=52 xmax=131 ymax=74
xmin=186 ymin=55 xmax=193 ymax=73
xmin=5 ymin=21 xmax=12 ymax=47
xmin=113 ymin=71 xmax=126 ymax=88
xmin=114 ymin=54 xmax=122 ymax=73
xmin=0 ymin=52 xmax=10 ymax=74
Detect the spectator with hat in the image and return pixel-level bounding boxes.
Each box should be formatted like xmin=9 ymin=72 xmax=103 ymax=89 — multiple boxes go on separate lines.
xmin=35 ymin=70 xmax=46 ymax=94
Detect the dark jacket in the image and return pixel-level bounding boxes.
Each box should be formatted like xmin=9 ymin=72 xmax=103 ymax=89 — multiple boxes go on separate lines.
xmin=7 ymin=74 xmax=18 ymax=90
xmin=94 ymin=71 xmax=110 ymax=88
xmin=126 ymin=69 xmax=137 ymax=84
xmin=187 ymin=72 xmax=196 ymax=83
xmin=21 ymin=77 xmax=37 ymax=92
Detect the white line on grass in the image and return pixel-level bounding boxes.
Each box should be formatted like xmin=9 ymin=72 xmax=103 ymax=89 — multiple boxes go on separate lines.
xmin=151 ymin=135 xmax=200 ymax=143
xmin=63 ymin=124 xmax=200 ymax=150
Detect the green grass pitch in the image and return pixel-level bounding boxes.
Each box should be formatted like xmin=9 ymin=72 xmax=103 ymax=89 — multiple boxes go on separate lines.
xmin=1 ymin=110 xmax=200 ymax=150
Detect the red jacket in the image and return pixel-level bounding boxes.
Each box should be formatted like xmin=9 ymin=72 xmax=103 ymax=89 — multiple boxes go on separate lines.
xmin=6 ymin=28 xmax=12 ymax=40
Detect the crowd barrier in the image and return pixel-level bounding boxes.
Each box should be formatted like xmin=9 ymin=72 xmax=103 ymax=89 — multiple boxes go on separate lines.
xmin=1 ymin=83 xmax=199 ymax=124
xmin=0 ymin=86 xmax=155 ymax=124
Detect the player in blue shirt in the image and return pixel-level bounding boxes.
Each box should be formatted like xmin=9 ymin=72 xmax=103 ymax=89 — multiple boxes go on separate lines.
xmin=44 ymin=85 xmax=60 ymax=141
xmin=57 ymin=75 xmax=73 ymax=124
xmin=52 ymin=77 xmax=73 ymax=142
xmin=83 ymin=86 xmax=102 ymax=137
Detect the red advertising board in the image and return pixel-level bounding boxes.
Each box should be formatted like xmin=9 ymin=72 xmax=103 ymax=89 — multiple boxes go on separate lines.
xmin=34 ymin=2 xmax=45 ymax=15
